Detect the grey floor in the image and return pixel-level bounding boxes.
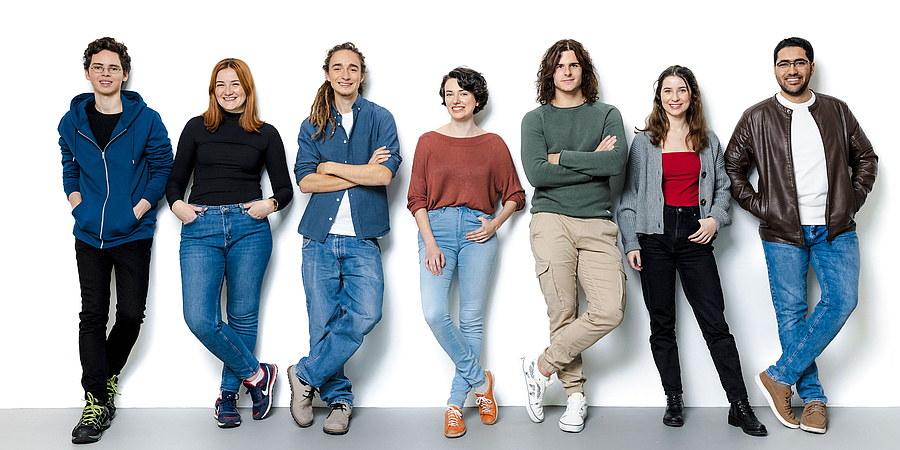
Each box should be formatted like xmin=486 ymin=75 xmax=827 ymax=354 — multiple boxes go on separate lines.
xmin=4 ymin=406 xmax=895 ymax=449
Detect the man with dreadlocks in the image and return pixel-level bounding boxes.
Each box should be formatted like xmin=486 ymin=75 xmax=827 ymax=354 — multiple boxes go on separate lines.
xmin=288 ymin=42 xmax=401 ymax=436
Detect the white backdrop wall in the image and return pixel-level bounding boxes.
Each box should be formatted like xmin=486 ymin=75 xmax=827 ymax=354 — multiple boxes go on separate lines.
xmin=1 ymin=0 xmax=895 ymax=409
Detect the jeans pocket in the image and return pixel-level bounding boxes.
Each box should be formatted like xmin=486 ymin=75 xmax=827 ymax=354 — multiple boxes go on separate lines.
xmin=302 ymin=237 xmax=311 ymax=249
xmin=362 ymin=238 xmax=381 ymax=252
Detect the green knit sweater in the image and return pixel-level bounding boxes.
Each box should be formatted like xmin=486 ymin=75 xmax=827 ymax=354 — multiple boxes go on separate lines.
xmin=520 ymin=101 xmax=627 ymax=218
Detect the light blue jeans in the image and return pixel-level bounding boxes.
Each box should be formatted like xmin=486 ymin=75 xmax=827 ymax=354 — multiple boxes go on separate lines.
xmin=419 ymin=207 xmax=497 ymax=407
xmin=295 ymin=234 xmax=384 ymax=407
xmin=761 ymin=226 xmax=859 ymax=404
xmin=180 ymin=203 xmax=272 ymax=393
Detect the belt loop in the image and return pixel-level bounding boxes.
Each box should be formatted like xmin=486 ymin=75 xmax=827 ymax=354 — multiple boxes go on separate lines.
xmin=198 ymin=206 xmax=207 ymax=217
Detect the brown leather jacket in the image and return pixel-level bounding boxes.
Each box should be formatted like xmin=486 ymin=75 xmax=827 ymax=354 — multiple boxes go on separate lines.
xmin=724 ymin=93 xmax=877 ymax=245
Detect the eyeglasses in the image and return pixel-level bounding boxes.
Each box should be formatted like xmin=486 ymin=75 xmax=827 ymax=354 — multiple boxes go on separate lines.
xmin=775 ymin=59 xmax=810 ymax=69
xmin=89 ymin=64 xmax=123 ymax=74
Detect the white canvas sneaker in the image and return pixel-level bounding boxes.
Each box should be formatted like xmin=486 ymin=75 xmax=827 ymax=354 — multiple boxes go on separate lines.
xmin=559 ymin=392 xmax=587 ymax=432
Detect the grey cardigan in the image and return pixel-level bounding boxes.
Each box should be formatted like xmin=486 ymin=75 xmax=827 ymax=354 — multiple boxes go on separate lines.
xmin=616 ymin=130 xmax=731 ymax=253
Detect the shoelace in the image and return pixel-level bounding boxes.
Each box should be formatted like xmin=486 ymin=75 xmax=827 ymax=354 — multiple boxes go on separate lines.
xmin=666 ymin=395 xmax=681 ymax=408
xmin=331 ymin=403 xmax=348 ymax=414
xmin=804 ymin=403 xmax=825 ymax=418
xmin=107 ymin=375 xmax=119 ymax=399
xmin=219 ymin=392 xmax=239 ymax=411
xmin=446 ymin=407 xmax=462 ymax=426
xmin=475 ymin=396 xmax=494 ymax=414
xmin=80 ymin=393 xmax=104 ymax=425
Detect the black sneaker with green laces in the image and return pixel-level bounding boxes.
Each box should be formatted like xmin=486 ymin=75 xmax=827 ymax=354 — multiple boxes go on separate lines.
xmin=72 ymin=392 xmax=111 ymax=444
xmin=106 ymin=375 xmax=119 ymax=420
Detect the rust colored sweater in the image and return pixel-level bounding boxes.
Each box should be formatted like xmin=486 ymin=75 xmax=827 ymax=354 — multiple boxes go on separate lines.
xmin=407 ymin=131 xmax=525 ymax=215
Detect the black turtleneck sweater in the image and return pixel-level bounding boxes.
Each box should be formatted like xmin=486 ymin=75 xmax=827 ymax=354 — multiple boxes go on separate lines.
xmin=166 ymin=112 xmax=293 ymax=210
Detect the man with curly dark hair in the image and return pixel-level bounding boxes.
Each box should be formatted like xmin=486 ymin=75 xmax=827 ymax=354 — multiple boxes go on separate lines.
xmin=519 ymin=39 xmax=628 ymax=433
xmin=59 ymin=37 xmax=172 ymax=444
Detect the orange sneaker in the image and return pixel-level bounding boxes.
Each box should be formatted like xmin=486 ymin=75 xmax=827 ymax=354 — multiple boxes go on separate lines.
xmin=474 ymin=370 xmax=498 ymax=425
xmin=444 ymin=405 xmax=466 ymax=438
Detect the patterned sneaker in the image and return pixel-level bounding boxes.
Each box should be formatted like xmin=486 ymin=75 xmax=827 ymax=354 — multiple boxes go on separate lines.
xmin=243 ymin=363 xmax=277 ymax=420
xmin=71 ymin=392 xmax=111 ymax=444
xmin=559 ymin=392 xmax=588 ymax=433
xmin=323 ymin=403 xmax=352 ymax=435
xmin=105 ymin=375 xmax=119 ymax=421
xmin=214 ymin=391 xmax=241 ymax=428
xmin=800 ymin=401 xmax=826 ymax=434
xmin=474 ymin=370 xmax=498 ymax=425
xmin=444 ymin=405 xmax=466 ymax=438
xmin=522 ymin=356 xmax=553 ymax=423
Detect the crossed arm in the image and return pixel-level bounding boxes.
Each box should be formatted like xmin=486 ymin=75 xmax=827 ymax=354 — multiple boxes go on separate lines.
xmin=298 ymin=147 xmax=392 ymax=193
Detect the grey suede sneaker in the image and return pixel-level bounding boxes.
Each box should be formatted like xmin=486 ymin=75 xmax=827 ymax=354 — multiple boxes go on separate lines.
xmin=288 ymin=364 xmax=315 ymax=427
xmin=323 ymin=403 xmax=352 ymax=435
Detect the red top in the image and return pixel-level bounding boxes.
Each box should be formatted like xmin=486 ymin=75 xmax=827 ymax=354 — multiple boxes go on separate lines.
xmin=407 ymin=131 xmax=526 ymax=215
xmin=662 ymin=151 xmax=700 ymax=206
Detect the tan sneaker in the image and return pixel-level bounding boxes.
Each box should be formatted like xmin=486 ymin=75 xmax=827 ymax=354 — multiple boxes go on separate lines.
xmin=755 ymin=371 xmax=800 ymax=428
xmin=800 ymin=401 xmax=826 ymax=434
xmin=444 ymin=405 xmax=466 ymax=438
xmin=474 ymin=370 xmax=498 ymax=425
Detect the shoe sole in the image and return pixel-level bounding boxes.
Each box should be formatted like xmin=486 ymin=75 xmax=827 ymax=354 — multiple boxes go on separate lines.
xmin=755 ymin=373 xmax=799 ymax=429
xmin=323 ymin=426 xmax=349 ymax=435
xmin=72 ymin=435 xmax=102 ymax=444
xmin=444 ymin=429 xmax=466 ymax=438
xmin=559 ymin=420 xmax=584 ymax=433
xmin=521 ymin=358 xmax=544 ymax=423
xmin=800 ymin=424 xmax=826 ymax=434
xmin=217 ymin=419 xmax=241 ymax=428
xmin=288 ymin=365 xmax=313 ymax=428
xmin=663 ymin=418 xmax=684 ymax=427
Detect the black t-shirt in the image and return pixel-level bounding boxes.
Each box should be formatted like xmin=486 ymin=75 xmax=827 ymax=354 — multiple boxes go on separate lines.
xmin=85 ymin=102 xmax=121 ymax=150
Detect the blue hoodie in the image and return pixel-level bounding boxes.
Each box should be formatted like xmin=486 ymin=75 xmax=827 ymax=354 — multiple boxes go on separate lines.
xmin=59 ymin=90 xmax=173 ymax=248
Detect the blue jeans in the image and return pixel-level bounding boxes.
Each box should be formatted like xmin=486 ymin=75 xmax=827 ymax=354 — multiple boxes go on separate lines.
xmin=418 ymin=207 xmax=496 ymax=407
xmin=180 ymin=203 xmax=272 ymax=393
xmin=761 ymin=226 xmax=859 ymax=404
xmin=295 ymin=234 xmax=384 ymax=407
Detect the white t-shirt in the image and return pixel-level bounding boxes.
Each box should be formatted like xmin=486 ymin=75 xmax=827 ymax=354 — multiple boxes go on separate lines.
xmin=777 ymin=92 xmax=828 ymax=225
xmin=329 ymin=111 xmax=356 ymax=236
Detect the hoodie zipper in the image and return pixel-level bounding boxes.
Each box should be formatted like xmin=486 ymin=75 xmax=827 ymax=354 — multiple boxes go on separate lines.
xmin=77 ymin=127 xmax=129 ymax=248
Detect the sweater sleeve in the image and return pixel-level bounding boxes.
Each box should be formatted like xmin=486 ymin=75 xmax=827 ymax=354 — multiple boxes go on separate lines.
xmin=616 ymin=133 xmax=646 ymax=253
xmin=165 ymin=118 xmax=198 ymax=207
xmin=557 ymin=106 xmax=628 ymax=177
xmin=264 ymin=125 xmax=294 ymax=211
xmin=521 ymin=110 xmax=593 ymax=188
xmin=406 ymin=133 xmax=429 ymax=214
xmin=707 ymin=133 xmax=732 ymax=229
xmin=493 ymin=136 xmax=526 ymax=211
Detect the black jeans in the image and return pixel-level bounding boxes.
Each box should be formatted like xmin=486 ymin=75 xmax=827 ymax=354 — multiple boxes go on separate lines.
xmin=75 ymin=237 xmax=152 ymax=402
xmin=637 ymin=205 xmax=747 ymax=402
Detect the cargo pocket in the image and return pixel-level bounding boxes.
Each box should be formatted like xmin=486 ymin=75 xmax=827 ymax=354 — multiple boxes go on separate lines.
xmin=534 ymin=260 xmax=561 ymax=306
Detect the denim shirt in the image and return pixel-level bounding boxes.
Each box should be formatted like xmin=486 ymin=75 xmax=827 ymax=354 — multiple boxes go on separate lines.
xmin=294 ymin=96 xmax=401 ymax=242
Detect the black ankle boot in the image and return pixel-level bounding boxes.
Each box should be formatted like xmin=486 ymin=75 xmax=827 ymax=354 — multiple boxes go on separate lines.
xmin=728 ymin=398 xmax=768 ymax=436
xmin=663 ymin=393 xmax=684 ymax=427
